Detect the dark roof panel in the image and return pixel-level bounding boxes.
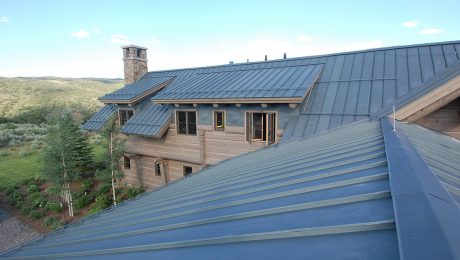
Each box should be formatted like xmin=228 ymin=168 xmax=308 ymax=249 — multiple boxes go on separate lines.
xmin=82 ymin=104 xmax=117 ymax=131
xmin=152 ymin=64 xmax=323 ymax=102
xmin=120 ymin=103 xmax=171 ymax=138
xmin=99 ymin=76 xmax=173 ymax=102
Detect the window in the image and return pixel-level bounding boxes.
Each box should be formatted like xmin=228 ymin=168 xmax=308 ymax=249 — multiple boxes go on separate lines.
xmin=155 ymin=161 xmax=162 ymax=176
xmin=183 ymin=166 xmax=193 ymax=176
xmin=118 ymin=109 xmax=134 ymax=126
xmin=214 ymin=111 xmax=225 ymax=131
xmin=246 ymin=112 xmax=276 ymax=145
xmin=176 ymin=111 xmax=197 ymax=135
xmin=123 ymin=155 xmax=131 ymax=169
xmin=137 ymin=49 xmax=142 ymax=58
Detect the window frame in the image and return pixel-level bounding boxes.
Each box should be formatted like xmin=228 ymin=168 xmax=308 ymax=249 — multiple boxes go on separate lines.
xmin=213 ymin=110 xmax=226 ymax=131
xmin=245 ymin=111 xmax=277 ymax=145
xmin=155 ymin=161 xmax=162 ymax=176
xmin=183 ymin=166 xmax=193 ymax=176
xmin=123 ymin=155 xmax=131 ymax=170
xmin=175 ymin=109 xmax=197 ymax=136
xmin=118 ymin=108 xmax=135 ymax=126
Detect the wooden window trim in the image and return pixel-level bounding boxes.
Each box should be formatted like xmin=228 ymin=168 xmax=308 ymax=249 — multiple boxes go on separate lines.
xmin=118 ymin=108 xmax=135 ymax=126
xmin=183 ymin=165 xmax=193 ymax=176
xmin=176 ymin=109 xmax=197 ymax=136
xmin=213 ymin=110 xmax=226 ymax=131
xmin=245 ymin=111 xmax=278 ymax=145
xmin=123 ymin=155 xmax=131 ymax=169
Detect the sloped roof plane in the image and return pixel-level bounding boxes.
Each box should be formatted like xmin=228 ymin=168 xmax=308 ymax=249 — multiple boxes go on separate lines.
xmin=120 ymin=102 xmax=172 ymax=137
xmin=152 ymin=64 xmax=323 ymax=103
xmin=81 ymin=104 xmax=117 ymax=131
xmin=99 ymin=76 xmax=173 ymax=104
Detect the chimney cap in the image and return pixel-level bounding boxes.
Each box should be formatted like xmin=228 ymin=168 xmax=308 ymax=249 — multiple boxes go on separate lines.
xmin=121 ymin=44 xmax=148 ymax=50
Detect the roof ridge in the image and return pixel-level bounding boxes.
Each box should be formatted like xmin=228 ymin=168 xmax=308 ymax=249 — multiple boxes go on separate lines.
xmin=144 ymin=40 xmax=460 ymax=75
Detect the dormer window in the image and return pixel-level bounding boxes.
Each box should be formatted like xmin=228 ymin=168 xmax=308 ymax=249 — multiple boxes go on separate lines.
xmin=176 ymin=110 xmax=197 ymax=135
xmin=118 ymin=108 xmax=134 ymax=126
xmin=246 ymin=112 xmax=276 ymax=145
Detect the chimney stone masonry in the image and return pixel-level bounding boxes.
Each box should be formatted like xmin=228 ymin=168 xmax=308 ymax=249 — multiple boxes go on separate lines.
xmin=122 ymin=45 xmax=148 ymax=84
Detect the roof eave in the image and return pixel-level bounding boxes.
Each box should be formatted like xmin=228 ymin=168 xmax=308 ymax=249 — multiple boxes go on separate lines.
xmin=152 ymin=97 xmax=303 ymax=104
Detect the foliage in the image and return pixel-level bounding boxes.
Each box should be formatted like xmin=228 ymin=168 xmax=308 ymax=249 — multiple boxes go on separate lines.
xmin=20 ymin=205 xmax=32 ymax=216
xmin=41 ymin=111 xmax=93 ymax=186
xmin=5 ymin=184 xmax=18 ymax=195
xmin=45 ymin=201 xmax=63 ymax=213
xmin=89 ymin=194 xmax=111 ymax=214
xmin=7 ymin=190 xmax=23 ymax=206
xmin=95 ymin=182 xmax=111 ymax=196
xmin=28 ymin=209 xmax=44 ymax=220
xmin=74 ymin=194 xmax=94 ymax=210
xmin=43 ymin=216 xmax=63 ymax=230
xmin=123 ymin=186 xmax=144 ymax=200
xmin=0 ymin=123 xmax=47 ymax=148
xmin=27 ymin=183 xmax=40 ymax=193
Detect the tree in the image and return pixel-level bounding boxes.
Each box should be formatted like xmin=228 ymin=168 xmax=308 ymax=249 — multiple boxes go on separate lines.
xmin=42 ymin=110 xmax=92 ymax=216
xmin=96 ymin=115 xmax=126 ymax=206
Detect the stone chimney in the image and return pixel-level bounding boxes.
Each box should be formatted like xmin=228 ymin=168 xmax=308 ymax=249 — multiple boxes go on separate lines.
xmin=122 ymin=45 xmax=148 ymax=84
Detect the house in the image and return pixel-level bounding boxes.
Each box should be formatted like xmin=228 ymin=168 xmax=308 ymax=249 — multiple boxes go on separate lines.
xmin=83 ymin=41 xmax=460 ymax=190
xmin=1 ymin=40 xmax=459 ymax=259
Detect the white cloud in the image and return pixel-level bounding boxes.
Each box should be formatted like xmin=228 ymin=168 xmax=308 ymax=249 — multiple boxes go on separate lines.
xmin=111 ymin=34 xmax=130 ymax=45
xmin=147 ymin=37 xmax=162 ymax=48
xmin=71 ymin=29 xmax=90 ymax=39
xmin=297 ymin=35 xmax=315 ymax=43
xmin=402 ymin=21 xmax=418 ymax=28
xmin=420 ymin=28 xmax=445 ymax=34
xmin=93 ymin=26 xmax=100 ymax=34
xmin=0 ymin=16 xmax=9 ymax=23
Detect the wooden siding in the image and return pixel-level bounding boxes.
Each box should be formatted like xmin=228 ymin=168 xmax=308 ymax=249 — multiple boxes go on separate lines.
xmin=124 ymin=122 xmax=283 ymax=189
xmin=416 ymin=97 xmax=460 ymax=139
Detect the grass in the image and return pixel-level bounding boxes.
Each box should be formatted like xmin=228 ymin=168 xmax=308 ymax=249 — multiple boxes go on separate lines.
xmin=0 ymin=147 xmax=42 ymax=190
xmin=0 ymin=77 xmax=122 ymax=118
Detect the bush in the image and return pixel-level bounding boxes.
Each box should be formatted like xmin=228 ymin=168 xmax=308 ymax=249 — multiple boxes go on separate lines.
xmin=5 ymin=184 xmax=18 ymax=195
xmin=74 ymin=194 xmax=94 ymax=210
xmin=43 ymin=216 xmax=56 ymax=227
xmin=29 ymin=192 xmax=47 ymax=209
xmin=20 ymin=205 xmax=32 ymax=216
xmin=45 ymin=186 xmax=61 ymax=196
xmin=28 ymin=209 xmax=43 ymax=220
xmin=96 ymin=183 xmax=111 ymax=196
xmin=45 ymin=201 xmax=62 ymax=213
xmin=124 ymin=186 xmax=144 ymax=200
xmin=18 ymin=150 xmax=32 ymax=158
xmin=89 ymin=194 xmax=111 ymax=214
xmin=27 ymin=183 xmax=40 ymax=193
xmin=7 ymin=190 xmax=22 ymax=206
xmin=0 ymin=150 xmax=9 ymax=157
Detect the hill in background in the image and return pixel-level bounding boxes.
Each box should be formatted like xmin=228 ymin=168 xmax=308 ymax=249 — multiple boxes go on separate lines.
xmin=0 ymin=77 xmax=123 ymax=118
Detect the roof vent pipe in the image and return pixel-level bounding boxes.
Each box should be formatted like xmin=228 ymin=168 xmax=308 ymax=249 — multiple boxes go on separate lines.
xmin=264 ymin=55 xmax=267 ymax=61
xmin=229 ymin=61 xmax=234 ymax=64
xmin=284 ymin=53 xmax=287 ymax=59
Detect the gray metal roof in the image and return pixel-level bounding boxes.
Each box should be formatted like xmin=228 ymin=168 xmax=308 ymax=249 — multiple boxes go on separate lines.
xmin=381 ymin=119 xmax=460 ymax=259
xmin=279 ymin=41 xmax=460 ymax=140
xmin=151 ymin=64 xmax=323 ymax=102
xmin=120 ymin=102 xmax=172 ymax=137
xmin=0 ymin=121 xmax=400 ymax=259
xmin=82 ymin=104 xmax=117 ymax=131
xmin=99 ymin=76 xmax=173 ymax=103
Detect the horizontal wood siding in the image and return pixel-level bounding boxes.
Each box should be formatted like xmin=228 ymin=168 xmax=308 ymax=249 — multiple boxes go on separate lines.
xmin=416 ymin=97 xmax=460 ymax=139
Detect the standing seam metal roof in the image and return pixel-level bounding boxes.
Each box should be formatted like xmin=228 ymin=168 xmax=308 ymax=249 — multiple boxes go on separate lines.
xmin=98 ymin=76 xmax=173 ymax=102
xmin=120 ymin=102 xmax=172 ymax=137
xmin=0 ymin=121 xmax=399 ymax=259
xmin=81 ymin=104 xmax=117 ymax=131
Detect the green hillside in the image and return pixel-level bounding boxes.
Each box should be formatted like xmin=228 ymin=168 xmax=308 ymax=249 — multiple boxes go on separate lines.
xmin=0 ymin=77 xmax=123 ymax=118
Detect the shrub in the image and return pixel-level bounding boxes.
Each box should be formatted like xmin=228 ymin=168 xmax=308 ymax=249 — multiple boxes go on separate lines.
xmin=89 ymin=194 xmax=111 ymax=214
xmin=20 ymin=205 xmax=32 ymax=216
xmin=0 ymin=150 xmax=9 ymax=157
xmin=5 ymin=184 xmax=18 ymax=195
xmin=7 ymin=190 xmax=22 ymax=206
xmin=43 ymin=216 xmax=56 ymax=227
xmin=124 ymin=186 xmax=144 ymax=199
xmin=96 ymin=183 xmax=111 ymax=196
xmin=18 ymin=150 xmax=32 ymax=158
xmin=28 ymin=209 xmax=43 ymax=220
xmin=45 ymin=201 xmax=62 ymax=213
xmin=27 ymin=183 xmax=40 ymax=193
xmin=74 ymin=194 xmax=94 ymax=210
xmin=29 ymin=192 xmax=47 ymax=208
xmin=45 ymin=186 xmax=61 ymax=196
xmin=80 ymin=179 xmax=93 ymax=192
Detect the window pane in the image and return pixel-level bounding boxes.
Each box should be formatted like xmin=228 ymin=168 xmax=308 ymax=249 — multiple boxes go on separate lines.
xmin=188 ymin=111 xmax=197 ymax=135
xmin=184 ymin=166 xmax=193 ymax=176
xmin=127 ymin=110 xmax=134 ymax=120
xmin=253 ymin=113 xmax=263 ymax=139
xmin=177 ymin=112 xmax=187 ymax=134
xmin=155 ymin=162 xmax=161 ymax=176
xmin=215 ymin=111 xmax=224 ymax=131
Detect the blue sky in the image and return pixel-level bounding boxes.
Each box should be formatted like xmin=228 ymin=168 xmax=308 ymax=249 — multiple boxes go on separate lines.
xmin=0 ymin=0 xmax=459 ymax=78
